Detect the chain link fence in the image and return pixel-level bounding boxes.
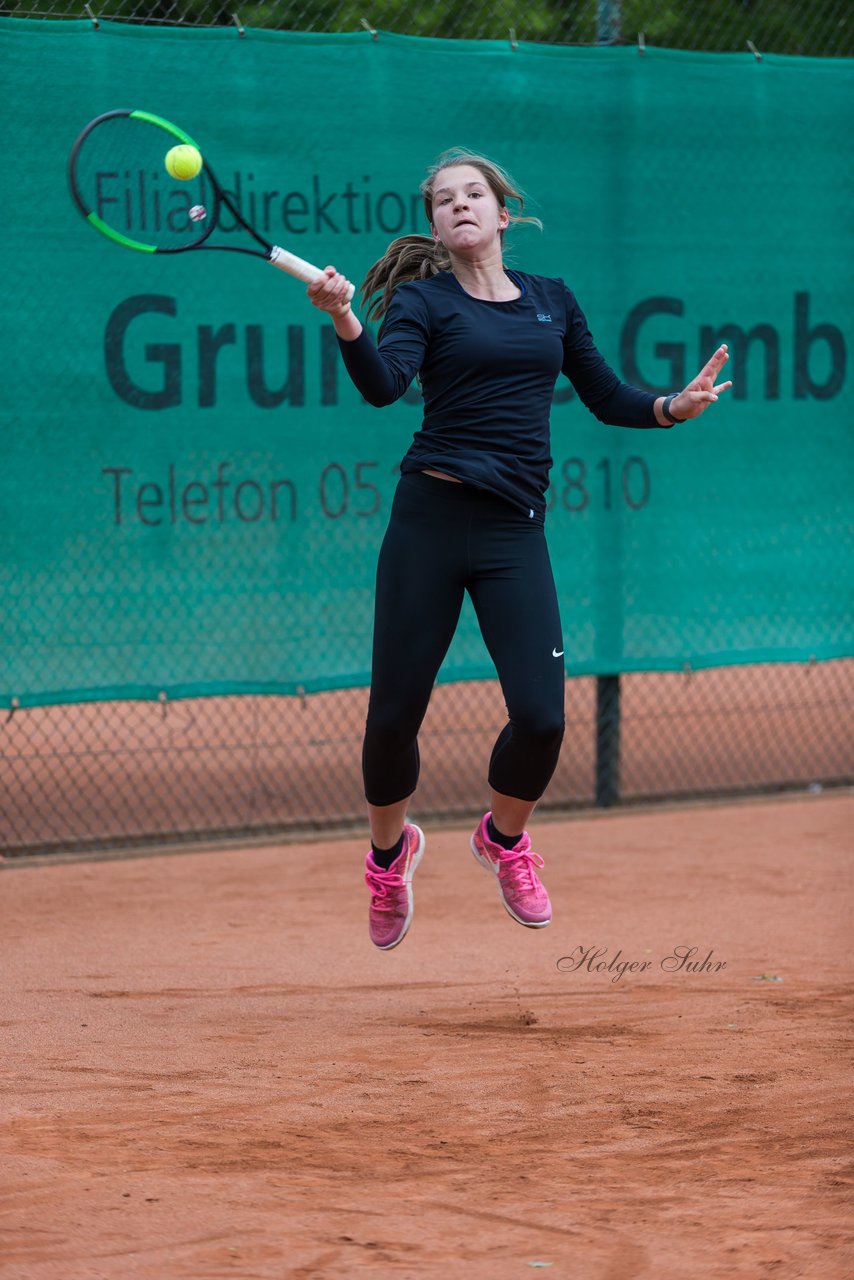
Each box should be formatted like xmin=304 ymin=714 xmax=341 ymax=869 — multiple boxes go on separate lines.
xmin=3 ymin=665 xmax=852 ymax=857
xmin=2 ymin=0 xmax=852 ymax=56
xmin=1 ymin=3 xmax=852 ymax=857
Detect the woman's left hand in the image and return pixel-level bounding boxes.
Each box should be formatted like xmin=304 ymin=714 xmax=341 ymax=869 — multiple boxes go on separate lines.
xmin=668 ymin=344 xmax=733 ymax=421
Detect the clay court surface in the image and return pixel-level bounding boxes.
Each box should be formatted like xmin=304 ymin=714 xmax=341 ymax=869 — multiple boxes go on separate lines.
xmin=2 ymin=792 xmax=852 ymax=1279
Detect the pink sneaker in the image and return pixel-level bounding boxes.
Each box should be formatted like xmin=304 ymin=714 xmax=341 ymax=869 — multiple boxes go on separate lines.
xmin=470 ymin=812 xmax=551 ymax=927
xmin=364 ymin=823 xmax=425 ymax=950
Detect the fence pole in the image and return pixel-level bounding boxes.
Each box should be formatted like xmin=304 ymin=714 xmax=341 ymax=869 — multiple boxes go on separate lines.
xmin=597 ymin=1 xmax=622 ymax=45
xmin=595 ymin=675 xmax=621 ymax=807
xmin=595 ymin=0 xmax=622 ymax=793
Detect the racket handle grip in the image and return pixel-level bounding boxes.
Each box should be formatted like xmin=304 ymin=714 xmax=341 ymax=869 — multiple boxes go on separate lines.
xmin=268 ymin=246 xmax=355 ymax=301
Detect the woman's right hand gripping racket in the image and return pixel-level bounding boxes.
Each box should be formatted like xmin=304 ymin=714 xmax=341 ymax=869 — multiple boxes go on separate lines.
xmin=67 ymin=109 xmax=354 ymax=307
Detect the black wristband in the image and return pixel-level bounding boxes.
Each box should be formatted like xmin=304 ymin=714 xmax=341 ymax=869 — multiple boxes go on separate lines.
xmin=661 ymin=393 xmax=686 ymax=424
xmin=660 ymin=391 xmax=686 ymax=422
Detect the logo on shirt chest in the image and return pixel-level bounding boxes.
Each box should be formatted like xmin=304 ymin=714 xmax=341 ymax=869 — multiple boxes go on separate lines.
xmin=536 ymin=313 xmax=552 ymax=323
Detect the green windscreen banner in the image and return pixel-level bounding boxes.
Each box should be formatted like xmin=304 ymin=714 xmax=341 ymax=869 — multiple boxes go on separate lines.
xmin=0 ymin=20 xmax=851 ymax=708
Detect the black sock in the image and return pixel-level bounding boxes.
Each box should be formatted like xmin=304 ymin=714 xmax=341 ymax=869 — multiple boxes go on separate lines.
xmin=488 ymin=816 xmax=523 ymax=849
xmin=370 ymin=832 xmax=405 ymax=869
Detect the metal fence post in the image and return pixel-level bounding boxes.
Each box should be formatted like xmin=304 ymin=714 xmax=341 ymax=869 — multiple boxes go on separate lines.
xmin=595 ymin=674 xmax=621 ymax=807
xmin=597 ymin=0 xmax=622 ymax=45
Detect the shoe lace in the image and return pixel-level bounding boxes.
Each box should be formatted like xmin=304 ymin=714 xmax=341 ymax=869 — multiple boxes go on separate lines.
xmin=365 ymin=865 xmax=405 ymax=912
xmin=499 ymin=848 xmax=545 ymax=890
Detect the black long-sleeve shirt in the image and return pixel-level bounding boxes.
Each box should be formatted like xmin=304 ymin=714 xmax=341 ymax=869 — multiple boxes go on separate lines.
xmin=337 ymin=269 xmax=667 ymax=522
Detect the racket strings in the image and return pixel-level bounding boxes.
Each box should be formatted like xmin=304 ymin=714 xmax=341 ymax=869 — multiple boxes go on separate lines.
xmin=71 ymin=116 xmax=211 ymax=251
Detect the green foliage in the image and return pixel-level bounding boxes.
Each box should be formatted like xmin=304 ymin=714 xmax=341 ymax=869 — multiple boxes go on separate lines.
xmin=5 ymin=0 xmax=851 ymax=56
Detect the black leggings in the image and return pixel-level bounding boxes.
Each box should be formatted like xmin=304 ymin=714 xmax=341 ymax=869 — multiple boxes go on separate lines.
xmin=363 ymin=472 xmax=565 ymax=807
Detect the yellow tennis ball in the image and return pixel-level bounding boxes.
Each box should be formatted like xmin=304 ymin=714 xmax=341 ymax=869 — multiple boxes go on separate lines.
xmin=165 ymin=144 xmax=202 ymax=180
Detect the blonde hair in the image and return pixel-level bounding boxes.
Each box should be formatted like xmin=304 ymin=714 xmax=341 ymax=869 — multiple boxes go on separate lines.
xmin=361 ymin=149 xmax=542 ymax=321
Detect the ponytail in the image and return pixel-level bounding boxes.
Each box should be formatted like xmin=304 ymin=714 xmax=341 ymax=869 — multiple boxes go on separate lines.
xmin=360 ymin=235 xmax=450 ymax=322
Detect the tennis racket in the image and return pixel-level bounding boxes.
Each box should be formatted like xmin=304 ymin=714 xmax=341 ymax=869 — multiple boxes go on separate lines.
xmin=67 ymin=109 xmax=353 ymax=301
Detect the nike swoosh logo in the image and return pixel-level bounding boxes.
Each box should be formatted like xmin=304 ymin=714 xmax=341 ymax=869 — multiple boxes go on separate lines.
xmin=553 ymin=648 xmax=564 ymax=658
